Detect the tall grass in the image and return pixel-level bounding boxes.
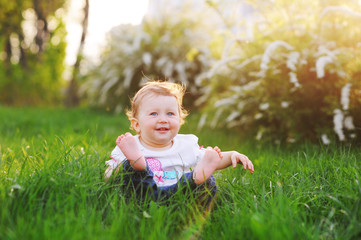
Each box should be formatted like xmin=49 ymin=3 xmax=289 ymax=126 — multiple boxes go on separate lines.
xmin=1 ymin=106 xmax=360 ymax=239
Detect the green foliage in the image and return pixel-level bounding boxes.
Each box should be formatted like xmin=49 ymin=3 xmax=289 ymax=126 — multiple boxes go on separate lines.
xmin=1 ymin=107 xmax=361 ymax=239
xmin=0 ymin=0 xmax=67 ymax=106
xmin=81 ymin=2 xmax=212 ymax=112
xmin=198 ymin=0 xmax=361 ymax=144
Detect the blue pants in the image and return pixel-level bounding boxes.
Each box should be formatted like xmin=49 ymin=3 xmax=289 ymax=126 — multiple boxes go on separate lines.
xmin=118 ymin=160 xmax=217 ymax=207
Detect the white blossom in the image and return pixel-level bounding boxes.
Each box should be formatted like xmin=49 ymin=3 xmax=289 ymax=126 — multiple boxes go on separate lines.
xmin=142 ymin=52 xmax=152 ymax=66
xmin=214 ymin=97 xmax=236 ymax=108
xmin=286 ymin=51 xmax=300 ymax=71
xmin=156 ymin=57 xmax=168 ymax=68
xmin=333 ymin=109 xmax=345 ymax=141
xmin=281 ymin=101 xmax=290 ymax=108
xmin=235 ymin=55 xmax=262 ymax=70
xmin=344 ymin=116 xmax=355 ymax=130
xmin=237 ymin=101 xmax=246 ymax=110
xmin=197 ymin=113 xmax=207 ymax=130
xmin=226 ymin=111 xmax=240 ymax=122
xmin=341 ymin=83 xmax=352 ymax=110
xmin=163 ymin=61 xmax=173 ymax=77
xmin=208 ymin=56 xmax=241 ymax=78
xmin=337 ymin=70 xmax=347 ymax=78
xmin=316 ymin=56 xmax=333 ymax=78
xmin=222 ymin=38 xmax=244 ymax=59
xmin=301 ymin=59 xmax=308 ymax=65
xmin=175 ymin=62 xmax=187 ymax=83
xmin=114 ymin=104 xmax=123 ymax=114
xmin=316 ymin=45 xmax=339 ymax=58
xmin=287 ymin=137 xmax=296 ymax=143
xmin=320 ymin=6 xmax=361 ymax=19
xmin=255 ymin=113 xmax=263 ymax=119
xmin=194 ymin=72 xmax=209 ymax=86
xmin=239 ymin=80 xmax=261 ymax=92
xmin=10 ymin=184 xmax=22 ymax=191
xmin=259 ymin=103 xmax=269 ymax=110
xmin=211 ymin=108 xmax=223 ymax=128
xmin=256 ymin=128 xmax=264 ymax=140
xmin=289 ymin=72 xmax=301 ymax=88
xmin=101 ymin=77 xmax=118 ymax=97
xmin=261 ymin=40 xmax=294 ymax=71
xmin=321 ymin=134 xmax=331 ymax=145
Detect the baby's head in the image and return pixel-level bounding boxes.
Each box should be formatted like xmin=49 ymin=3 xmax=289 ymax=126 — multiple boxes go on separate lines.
xmin=126 ymin=81 xmax=188 ymax=131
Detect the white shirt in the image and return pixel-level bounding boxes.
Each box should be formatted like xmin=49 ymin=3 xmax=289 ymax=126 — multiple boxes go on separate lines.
xmin=106 ymin=134 xmax=206 ymax=187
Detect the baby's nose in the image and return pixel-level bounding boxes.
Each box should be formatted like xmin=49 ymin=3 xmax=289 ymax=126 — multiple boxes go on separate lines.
xmin=158 ymin=114 xmax=168 ymax=122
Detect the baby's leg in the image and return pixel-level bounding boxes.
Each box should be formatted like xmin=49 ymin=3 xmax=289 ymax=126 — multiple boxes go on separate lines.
xmin=193 ymin=147 xmax=221 ymax=185
xmin=116 ymin=132 xmax=146 ymax=171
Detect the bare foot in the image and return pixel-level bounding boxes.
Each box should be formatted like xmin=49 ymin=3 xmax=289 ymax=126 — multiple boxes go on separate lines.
xmin=200 ymin=146 xmax=223 ymax=159
xmin=213 ymin=146 xmax=223 ymax=159
xmin=116 ymin=132 xmax=146 ymax=171
xmin=193 ymin=147 xmax=221 ymax=185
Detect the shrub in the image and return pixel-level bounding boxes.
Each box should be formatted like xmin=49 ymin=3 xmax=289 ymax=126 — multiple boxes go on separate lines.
xmin=81 ymin=2 xmax=213 ymax=112
xmin=197 ymin=0 xmax=361 ymax=144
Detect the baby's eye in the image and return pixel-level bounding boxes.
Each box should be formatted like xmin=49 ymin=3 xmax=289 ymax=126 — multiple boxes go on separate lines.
xmin=167 ymin=112 xmax=175 ymax=116
xmin=150 ymin=112 xmax=158 ymax=116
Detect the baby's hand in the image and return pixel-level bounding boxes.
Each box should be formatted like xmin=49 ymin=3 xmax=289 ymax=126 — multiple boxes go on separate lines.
xmin=231 ymin=152 xmax=254 ymax=174
xmin=104 ymin=166 xmax=113 ymax=181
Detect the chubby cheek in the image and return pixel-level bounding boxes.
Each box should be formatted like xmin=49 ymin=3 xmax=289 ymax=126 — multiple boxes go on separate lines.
xmin=142 ymin=121 xmax=155 ymax=131
xmin=171 ymin=119 xmax=181 ymax=131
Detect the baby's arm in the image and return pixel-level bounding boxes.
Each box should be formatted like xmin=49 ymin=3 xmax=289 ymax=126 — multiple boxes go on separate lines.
xmin=216 ymin=151 xmax=254 ymax=173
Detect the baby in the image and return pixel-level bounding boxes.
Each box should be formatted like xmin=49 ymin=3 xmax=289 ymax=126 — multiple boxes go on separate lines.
xmin=105 ymin=81 xmax=254 ymax=205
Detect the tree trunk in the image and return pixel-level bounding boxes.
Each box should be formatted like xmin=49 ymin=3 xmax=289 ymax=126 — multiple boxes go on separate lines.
xmin=65 ymin=0 xmax=89 ymax=107
xmin=33 ymin=0 xmax=50 ymax=54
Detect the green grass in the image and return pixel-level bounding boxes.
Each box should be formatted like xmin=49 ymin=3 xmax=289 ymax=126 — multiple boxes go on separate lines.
xmin=1 ymin=106 xmax=360 ymax=239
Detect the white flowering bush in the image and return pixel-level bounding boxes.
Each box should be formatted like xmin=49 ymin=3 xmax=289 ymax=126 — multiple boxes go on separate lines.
xmin=81 ymin=3 xmax=212 ymax=112
xmin=198 ymin=0 xmax=361 ymax=143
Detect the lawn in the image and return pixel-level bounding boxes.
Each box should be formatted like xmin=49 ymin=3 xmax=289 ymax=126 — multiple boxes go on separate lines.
xmin=0 ymin=106 xmax=360 ymax=239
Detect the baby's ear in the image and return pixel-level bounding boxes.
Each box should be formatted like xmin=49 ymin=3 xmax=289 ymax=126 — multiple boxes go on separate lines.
xmin=130 ymin=118 xmax=140 ymax=133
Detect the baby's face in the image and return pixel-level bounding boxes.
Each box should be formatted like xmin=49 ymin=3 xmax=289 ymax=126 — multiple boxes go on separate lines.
xmin=132 ymin=94 xmax=180 ymax=150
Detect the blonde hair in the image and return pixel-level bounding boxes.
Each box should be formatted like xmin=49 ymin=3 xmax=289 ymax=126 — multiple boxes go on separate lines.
xmin=126 ymin=81 xmax=188 ymax=128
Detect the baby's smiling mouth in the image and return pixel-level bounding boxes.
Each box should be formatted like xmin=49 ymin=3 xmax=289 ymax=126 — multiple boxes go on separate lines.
xmin=156 ymin=127 xmax=169 ymax=131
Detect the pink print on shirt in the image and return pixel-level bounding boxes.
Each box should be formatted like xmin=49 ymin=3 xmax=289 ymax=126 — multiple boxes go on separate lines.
xmin=146 ymin=157 xmax=179 ymax=184
xmin=146 ymin=157 xmax=164 ymax=183
xmin=147 ymin=157 xmax=163 ymax=171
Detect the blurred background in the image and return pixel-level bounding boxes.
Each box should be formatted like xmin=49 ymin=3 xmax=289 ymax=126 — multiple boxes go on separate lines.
xmin=0 ymin=0 xmax=360 ymax=144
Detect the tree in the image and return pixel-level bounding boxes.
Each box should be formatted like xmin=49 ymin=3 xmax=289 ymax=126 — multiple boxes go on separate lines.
xmin=0 ymin=0 xmax=66 ymax=105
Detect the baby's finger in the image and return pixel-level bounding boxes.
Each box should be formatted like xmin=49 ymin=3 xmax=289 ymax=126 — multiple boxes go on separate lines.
xmin=248 ymin=161 xmax=255 ymax=173
xmin=243 ymin=159 xmax=247 ymax=170
xmin=238 ymin=155 xmax=248 ymax=170
xmin=243 ymin=158 xmax=254 ymax=173
xmin=232 ymin=157 xmax=238 ymax=168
